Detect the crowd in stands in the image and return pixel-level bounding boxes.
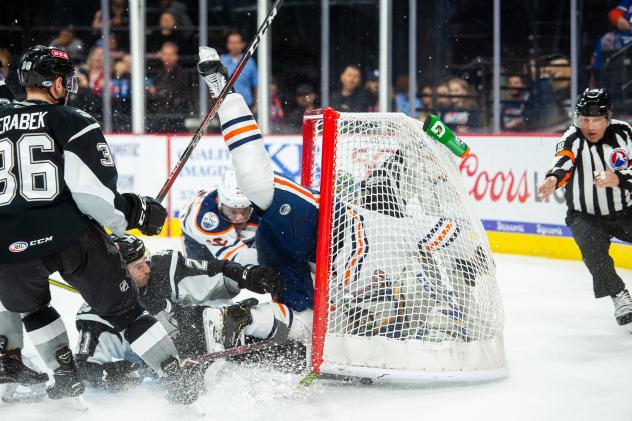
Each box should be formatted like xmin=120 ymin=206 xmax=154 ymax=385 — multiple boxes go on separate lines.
xmin=1 ymin=0 xmax=627 ymax=134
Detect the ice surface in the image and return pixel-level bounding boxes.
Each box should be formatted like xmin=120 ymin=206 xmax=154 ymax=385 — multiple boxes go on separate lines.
xmin=1 ymin=238 xmax=630 ymax=421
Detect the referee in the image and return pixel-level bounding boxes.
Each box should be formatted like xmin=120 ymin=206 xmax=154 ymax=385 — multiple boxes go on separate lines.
xmin=538 ymin=88 xmax=632 ymax=328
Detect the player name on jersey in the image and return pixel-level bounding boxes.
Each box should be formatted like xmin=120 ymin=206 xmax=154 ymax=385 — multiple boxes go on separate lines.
xmin=0 ymin=111 xmax=48 ymax=135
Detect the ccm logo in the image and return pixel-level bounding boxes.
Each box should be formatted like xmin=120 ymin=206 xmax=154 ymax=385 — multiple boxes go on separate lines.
xmin=8 ymin=236 xmax=53 ymax=253
xmin=51 ymin=50 xmax=69 ymax=59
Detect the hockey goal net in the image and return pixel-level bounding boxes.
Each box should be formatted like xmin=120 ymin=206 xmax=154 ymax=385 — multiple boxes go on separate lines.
xmin=302 ymin=108 xmax=507 ymax=382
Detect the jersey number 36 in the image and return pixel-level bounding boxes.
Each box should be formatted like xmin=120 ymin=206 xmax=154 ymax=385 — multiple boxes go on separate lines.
xmin=0 ymin=134 xmax=59 ymax=205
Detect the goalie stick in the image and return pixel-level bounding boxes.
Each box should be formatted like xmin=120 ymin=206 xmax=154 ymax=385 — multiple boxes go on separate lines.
xmin=155 ymin=0 xmax=284 ymax=202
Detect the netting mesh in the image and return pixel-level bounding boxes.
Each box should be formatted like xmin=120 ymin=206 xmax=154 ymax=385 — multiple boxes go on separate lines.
xmin=307 ymin=111 xmax=506 ymax=375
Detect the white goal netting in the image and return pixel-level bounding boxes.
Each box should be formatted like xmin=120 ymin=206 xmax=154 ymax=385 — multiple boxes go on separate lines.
xmin=305 ymin=111 xmax=507 ymax=381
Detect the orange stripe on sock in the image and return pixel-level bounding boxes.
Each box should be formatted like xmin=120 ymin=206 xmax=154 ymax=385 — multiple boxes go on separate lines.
xmin=276 ymin=303 xmax=287 ymax=318
xmin=425 ymin=222 xmax=454 ymax=252
xmin=224 ymin=124 xmax=259 ymax=141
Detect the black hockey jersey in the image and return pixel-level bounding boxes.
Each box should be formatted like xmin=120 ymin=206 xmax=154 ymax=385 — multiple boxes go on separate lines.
xmin=139 ymin=249 xmax=241 ymax=314
xmin=0 ymin=100 xmax=131 ymax=263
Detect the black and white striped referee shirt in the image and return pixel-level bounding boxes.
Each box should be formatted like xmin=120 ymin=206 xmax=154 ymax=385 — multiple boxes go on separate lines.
xmin=546 ymin=119 xmax=632 ymax=216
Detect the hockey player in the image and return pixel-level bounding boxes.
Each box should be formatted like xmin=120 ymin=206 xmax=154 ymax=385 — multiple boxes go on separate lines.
xmin=195 ymin=47 xmax=319 ymax=349
xmin=0 ymin=45 xmax=196 ymax=405
xmin=0 ymin=58 xmax=50 ymax=402
xmin=74 ymin=234 xmax=283 ymax=390
xmin=196 ymin=47 xmax=492 ymax=352
xmin=538 ymin=88 xmax=632 ymax=328
xmin=180 ymin=170 xmax=259 ymax=264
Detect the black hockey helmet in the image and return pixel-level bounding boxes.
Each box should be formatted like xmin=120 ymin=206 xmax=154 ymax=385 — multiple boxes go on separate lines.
xmin=575 ymin=88 xmax=612 ymax=119
xmin=111 ymin=234 xmax=146 ymax=264
xmin=17 ymin=45 xmax=78 ymax=95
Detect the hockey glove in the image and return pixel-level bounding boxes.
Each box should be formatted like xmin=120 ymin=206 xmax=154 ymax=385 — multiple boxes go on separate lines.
xmin=223 ymin=261 xmax=284 ymax=295
xmin=197 ymin=46 xmax=232 ymax=100
xmin=122 ymin=193 xmax=167 ymax=235
xmin=239 ymin=265 xmax=285 ymax=296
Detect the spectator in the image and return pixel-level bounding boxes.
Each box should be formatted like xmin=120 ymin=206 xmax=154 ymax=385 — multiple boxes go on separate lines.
xmin=270 ymin=77 xmax=286 ymax=132
xmin=84 ymin=46 xmax=105 ymax=97
xmin=393 ymin=75 xmax=421 ymax=116
xmin=330 ymin=64 xmax=370 ymax=112
xmin=112 ymin=54 xmax=132 ymax=132
xmin=501 ymin=73 xmax=530 ymax=131
xmin=441 ymin=77 xmax=480 ymax=133
xmin=69 ymin=69 xmax=102 ymax=122
xmin=542 ymin=56 xmax=572 ymax=118
xmin=50 ymin=26 xmax=85 ymax=63
xmin=147 ymin=42 xmax=190 ymax=133
xmin=221 ymin=31 xmax=258 ymax=110
xmin=0 ymin=48 xmax=24 ymax=100
xmin=147 ymin=12 xmax=190 ymax=55
xmin=98 ymin=34 xmax=126 ymax=60
xmin=365 ymin=69 xmax=379 ymax=112
xmin=528 ymin=58 xmax=562 ymax=129
xmin=158 ymin=0 xmax=194 ymax=38
xmin=591 ymin=1 xmax=632 ymax=75
xmin=418 ymin=85 xmax=434 ymax=121
xmin=92 ymin=0 xmax=129 ymax=51
xmin=610 ymin=1 xmax=632 ymax=32
xmin=433 ymin=82 xmax=451 ymax=113
xmin=287 ymin=84 xmax=318 ymax=131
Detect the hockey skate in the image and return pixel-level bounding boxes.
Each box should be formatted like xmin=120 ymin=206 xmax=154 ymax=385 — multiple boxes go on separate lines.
xmin=0 ymin=336 xmax=48 ymax=403
xmin=0 ymin=336 xmax=48 ymax=385
xmin=197 ymin=46 xmax=232 ymax=99
xmin=612 ymin=289 xmax=632 ymax=326
xmin=160 ymin=356 xmax=199 ymax=406
xmin=46 ymin=346 xmax=85 ymax=399
xmin=203 ymin=298 xmax=258 ymax=352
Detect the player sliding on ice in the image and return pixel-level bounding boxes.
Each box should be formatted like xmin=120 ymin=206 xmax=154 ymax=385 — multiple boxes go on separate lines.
xmin=73 ymin=233 xmax=283 ymax=391
xmin=195 ymin=47 xmax=493 ymax=356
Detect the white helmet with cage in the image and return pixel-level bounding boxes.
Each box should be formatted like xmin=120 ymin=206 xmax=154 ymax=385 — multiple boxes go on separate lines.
xmin=218 ymin=170 xmax=251 ymax=209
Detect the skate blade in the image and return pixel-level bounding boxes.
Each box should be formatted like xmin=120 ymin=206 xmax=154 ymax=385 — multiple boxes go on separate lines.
xmin=1 ymin=382 xmax=47 ymax=403
xmin=1 ymin=383 xmax=19 ymax=403
xmin=64 ymin=395 xmax=90 ymax=412
xmin=187 ymin=401 xmax=206 ymax=417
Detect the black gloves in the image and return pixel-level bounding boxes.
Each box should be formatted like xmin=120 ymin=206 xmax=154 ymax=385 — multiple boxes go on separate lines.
xmin=224 ymin=262 xmax=284 ymax=296
xmin=122 ymin=193 xmax=167 ymax=235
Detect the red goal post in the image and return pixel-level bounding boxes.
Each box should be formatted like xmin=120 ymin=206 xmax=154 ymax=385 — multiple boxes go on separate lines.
xmin=302 ymin=108 xmax=507 ymax=382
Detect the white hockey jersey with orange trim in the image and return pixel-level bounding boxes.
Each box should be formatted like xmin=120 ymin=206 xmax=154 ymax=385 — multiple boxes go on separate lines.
xmin=179 ymin=188 xmax=259 ymax=264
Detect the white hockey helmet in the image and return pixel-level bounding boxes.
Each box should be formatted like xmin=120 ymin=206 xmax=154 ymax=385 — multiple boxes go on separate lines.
xmin=218 ymin=170 xmax=251 ymax=209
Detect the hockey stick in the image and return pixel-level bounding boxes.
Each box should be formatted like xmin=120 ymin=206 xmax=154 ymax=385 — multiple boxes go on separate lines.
xmin=155 ymin=0 xmax=284 ymax=202
xmin=182 ymin=321 xmax=288 ymax=366
xmin=49 ymin=278 xmax=79 ymax=294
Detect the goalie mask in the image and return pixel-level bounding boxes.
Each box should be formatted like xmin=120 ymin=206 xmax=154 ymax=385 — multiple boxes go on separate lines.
xmin=18 ymin=45 xmax=79 ymax=104
xmin=218 ymin=170 xmax=253 ymax=223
